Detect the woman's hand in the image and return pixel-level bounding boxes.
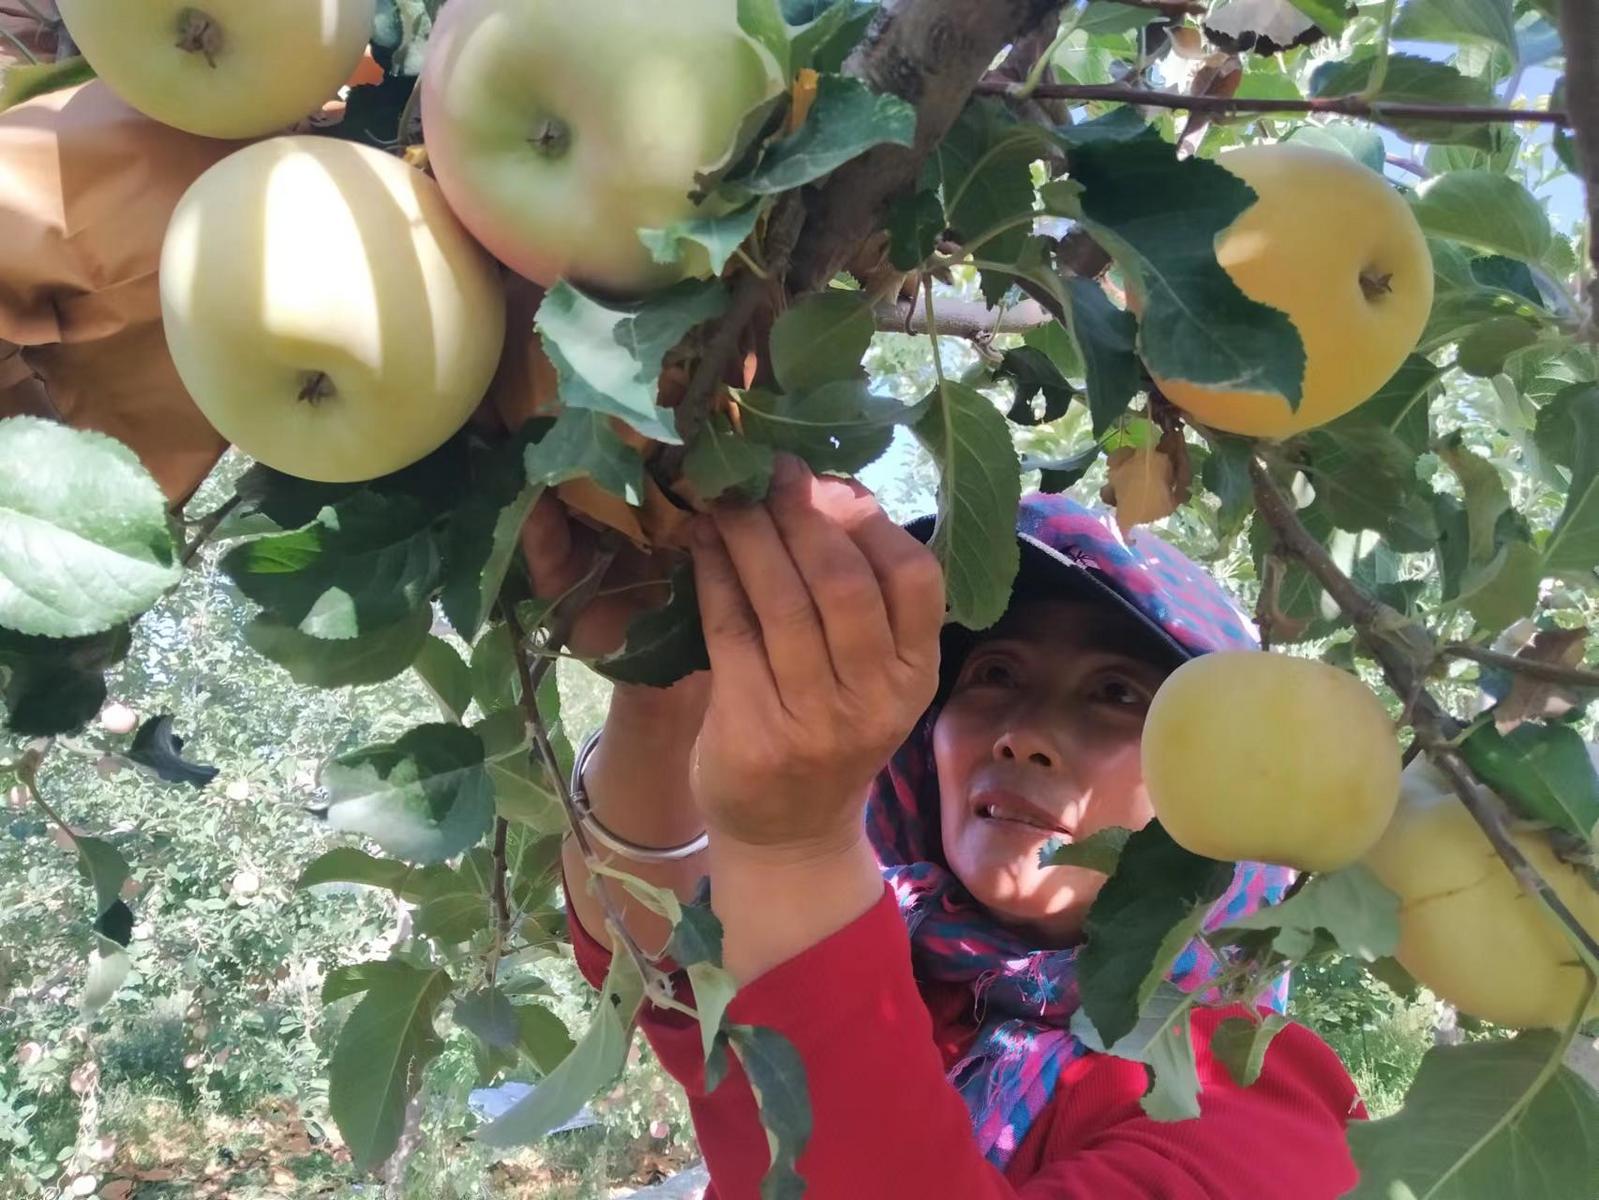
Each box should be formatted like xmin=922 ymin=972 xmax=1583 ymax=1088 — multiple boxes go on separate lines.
xmin=687 ymin=455 xmax=945 ymax=860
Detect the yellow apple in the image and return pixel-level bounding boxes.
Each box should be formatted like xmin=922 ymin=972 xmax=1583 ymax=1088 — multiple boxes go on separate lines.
xmin=56 ymin=0 xmax=375 ymax=139
xmin=1152 ymin=143 xmax=1433 ymax=439
xmin=160 ymin=136 xmax=507 ymax=482
xmin=420 ymin=0 xmax=784 ymax=294
xmin=1142 ymin=650 xmax=1400 ymax=870
xmin=1364 ymin=757 xmax=1599 ymax=1029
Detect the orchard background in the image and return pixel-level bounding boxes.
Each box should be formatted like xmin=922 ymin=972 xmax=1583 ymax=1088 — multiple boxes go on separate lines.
xmin=0 ymin=0 xmax=1597 ymax=1197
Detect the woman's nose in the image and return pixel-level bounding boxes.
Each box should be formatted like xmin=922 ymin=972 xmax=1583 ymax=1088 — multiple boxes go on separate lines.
xmin=993 ymin=725 xmax=1058 ymax=768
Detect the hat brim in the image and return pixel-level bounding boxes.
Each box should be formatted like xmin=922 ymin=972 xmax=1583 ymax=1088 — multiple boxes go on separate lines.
xmin=903 ymin=516 xmax=1192 ymax=700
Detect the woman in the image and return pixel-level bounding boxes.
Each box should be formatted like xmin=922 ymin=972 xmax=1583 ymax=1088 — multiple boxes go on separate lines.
xmin=526 ymin=454 xmax=1364 ymax=1198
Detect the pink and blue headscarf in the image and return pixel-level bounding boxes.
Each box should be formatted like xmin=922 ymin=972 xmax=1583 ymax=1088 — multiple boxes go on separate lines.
xmin=872 ymin=492 xmax=1294 ymax=1172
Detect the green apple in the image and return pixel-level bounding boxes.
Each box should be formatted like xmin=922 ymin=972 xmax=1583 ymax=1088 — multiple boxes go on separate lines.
xmin=420 ymin=0 xmax=784 ymax=294
xmin=160 ymin=136 xmax=507 ymax=482
xmin=56 ymin=0 xmax=375 ymax=139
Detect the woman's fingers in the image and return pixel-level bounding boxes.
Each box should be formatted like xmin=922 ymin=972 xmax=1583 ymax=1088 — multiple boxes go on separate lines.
xmin=690 ymin=519 xmax=778 ymax=702
xmin=765 ymin=458 xmax=896 ymax=687
xmin=520 ymin=491 xmax=587 ymax=599
xmin=711 ymin=496 xmax=833 ymax=706
xmin=830 ymin=490 xmax=947 ymax=669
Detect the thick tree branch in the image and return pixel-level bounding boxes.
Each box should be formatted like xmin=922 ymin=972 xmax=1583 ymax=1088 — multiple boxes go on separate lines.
xmin=873 ymin=293 xmax=1053 ymax=336
xmin=790 ymin=0 xmax=1067 ymax=291
xmin=1557 ymin=0 xmax=1599 ymax=325
xmin=974 ymin=80 xmax=1571 ymax=126
xmin=1249 ymin=459 xmax=1599 ymax=978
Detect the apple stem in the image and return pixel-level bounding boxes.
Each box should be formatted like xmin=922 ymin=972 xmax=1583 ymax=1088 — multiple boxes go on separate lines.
xmin=1359 ymin=270 xmax=1394 ymax=301
xmin=528 ymin=117 xmax=572 ymax=160
xmin=297 ymin=371 xmax=337 ymax=406
xmin=174 ymin=8 xmax=224 ymax=68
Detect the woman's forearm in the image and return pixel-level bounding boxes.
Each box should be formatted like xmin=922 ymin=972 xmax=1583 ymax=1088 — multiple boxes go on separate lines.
xmin=560 ymin=673 xmax=710 ymax=957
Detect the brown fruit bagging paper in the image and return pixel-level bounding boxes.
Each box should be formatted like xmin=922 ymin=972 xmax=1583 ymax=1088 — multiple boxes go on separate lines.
xmin=0 ymin=80 xmax=237 ymax=506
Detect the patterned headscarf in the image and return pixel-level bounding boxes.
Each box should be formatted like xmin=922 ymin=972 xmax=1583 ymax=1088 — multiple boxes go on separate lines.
xmin=870 ymin=492 xmax=1295 ymax=1172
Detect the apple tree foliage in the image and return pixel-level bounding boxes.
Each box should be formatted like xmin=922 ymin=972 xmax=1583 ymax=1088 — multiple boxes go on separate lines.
xmin=3 ymin=0 xmax=1599 ymax=1195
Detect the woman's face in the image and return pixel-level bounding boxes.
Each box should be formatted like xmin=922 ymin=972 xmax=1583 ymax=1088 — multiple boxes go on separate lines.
xmin=933 ymin=597 xmax=1175 ymax=949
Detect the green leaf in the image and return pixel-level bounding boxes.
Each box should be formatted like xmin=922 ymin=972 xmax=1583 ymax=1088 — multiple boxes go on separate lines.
xmin=1211 ymin=1014 xmax=1289 ymax=1089
xmin=727 ymin=1024 xmax=813 ymax=1199
xmin=523 ymin=409 xmax=645 ymax=505
xmin=1436 ymin=434 xmax=1511 ymax=568
xmin=931 ymin=100 xmax=1049 ymax=306
xmin=912 ymin=379 xmax=1022 ymax=631
xmin=686 ymin=962 xmax=739 ymax=1063
xmin=1281 ymin=0 xmax=1349 ymax=35
xmin=322 ymin=724 xmax=494 ymax=864
xmin=535 ymin=281 xmax=729 ymax=445
xmin=1459 ymin=539 xmax=1542 ymax=633
xmin=514 ymin=1002 xmax=576 ymax=1072
xmin=1412 ymin=172 xmax=1552 ymax=263
xmin=595 ymin=563 xmax=711 ymax=687
xmin=737 ymin=0 xmax=792 ymax=79
xmin=1285 ymin=122 xmax=1385 ymax=172
xmin=371 ymin=0 xmax=438 ymax=76
xmin=295 ymin=848 xmax=421 ymax=897
xmin=1225 ymin=866 xmax=1400 ymax=961
xmin=474 ymin=709 xmax=563 ymax=834
xmin=789 ymin=0 xmax=874 ymax=73
xmin=470 ymin=624 xmax=520 ymax=715
xmin=1535 ymin=383 xmax=1599 ymax=473
xmin=739 ymin=74 xmax=916 ymax=194
xmin=1455 ymin=317 xmax=1544 ymax=378
xmin=1078 ymin=823 xmax=1236 ymax=1048
xmin=413 ymin=849 xmax=494 ymax=942
xmin=1461 ymin=723 xmax=1599 ymax=841
xmin=0 ymin=55 xmax=95 ymax=114
xmin=1041 ymin=825 xmax=1132 ymax=874
xmin=1348 ymin=1032 xmax=1599 ymax=1199
xmin=640 ymin=202 xmax=765 ymax=275
xmin=455 ymin=987 xmax=519 ymax=1049
xmin=886 ymin=189 xmax=946 ymax=271
xmin=325 ymin=960 xmax=451 ymax=1170
xmin=684 ymin=415 xmax=776 ymax=502
xmin=439 ymin=438 xmax=542 ymax=643
xmin=1542 ymin=385 xmax=1599 ymax=579
xmin=0 ymin=624 xmax=131 ymax=736
xmin=1070 ymin=131 xmax=1306 ymax=406
xmin=1309 ymin=53 xmax=1499 ymax=149
xmin=666 ymin=896 xmax=726 ymax=968
xmin=1066 ymin=279 xmax=1140 ymax=435
xmin=738 ymin=381 xmax=917 ymax=475
xmin=0 ymin=418 xmax=182 ymax=637
xmin=770 ymin=291 xmax=876 ymax=394
xmin=412 ymin=636 xmax=473 ymax=723
xmin=1077 ymin=0 xmax=1162 ymax=34
xmin=244 ymin=606 xmax=432 ymax=688
xmin=1024 ymin=444 xmax=1101 ymax=494
xmin=1199 ymin=436 xmax=1254 ymax=539
xmin=1392 ymin=0 xmax=1518 ymax=64
xmin=221 ymin=493 xmax=441 ymax=639
xmin=1071 ymin=981 xmax=1203 ymax=1121
xmin=73 ymin=835 xmax=130 ymax=928
xmin=480 ymin=945 xmax=645 ymax=1148
xmin=1301 ymin=424 xmax=1435 ymax=551
xmin=996 ymin=347 xmax=1074 ymax=427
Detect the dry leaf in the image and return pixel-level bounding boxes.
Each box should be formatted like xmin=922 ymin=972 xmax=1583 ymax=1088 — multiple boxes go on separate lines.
xmin=788 ymin=68 xmax=820 ymax=134
xmin=1104 ymin=443 xmax=1182 ymax=535
xmin=1493 ymin=626 xmax=1591 ymax=733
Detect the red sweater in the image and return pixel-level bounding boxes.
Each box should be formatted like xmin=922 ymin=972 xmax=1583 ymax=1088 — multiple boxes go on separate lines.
xmin=566 ymin=877 xmax=1366 ymax=1199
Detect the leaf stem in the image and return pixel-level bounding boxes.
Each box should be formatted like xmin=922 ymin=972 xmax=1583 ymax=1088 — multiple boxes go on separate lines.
xmin=488 ymin=817 xmax=510 ymax=981
xmin=180 ymin=494 xmax=242 ymax=567
xmin=17 ymin=739 xmax=71 ymax=843
xmin=922 ymin=275 xmax=947 ymax=388
xmin=972 ymin=80 xmax=1570 ymax=126
xmin=1014 ymin=6 xmax=1082 ymax=101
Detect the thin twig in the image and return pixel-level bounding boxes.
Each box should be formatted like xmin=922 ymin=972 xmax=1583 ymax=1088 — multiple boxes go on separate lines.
xmin=973 ymin=80 xmax=1570 ymax=126
xmin=1106 ymin=0 xmax=1204 ymax=13
xmin=489 ymin=817 xmax=510 ymax=980
xmin=180 ymin=495 xmax=241 ymax=567
xmin=1248 ymin=460 xmax=1599 ymax=979
xmin=1385 ymin=155 xmax=1432 ymax=179
xmin=18 ymin=740 xmax=69 ymax=837
xmin=1440 ymin=643 xmax=1599 ymax=691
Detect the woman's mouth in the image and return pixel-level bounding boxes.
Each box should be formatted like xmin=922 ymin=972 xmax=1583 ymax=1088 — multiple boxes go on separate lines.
xmin=972 ymin=792 xmax=1072 ymax=836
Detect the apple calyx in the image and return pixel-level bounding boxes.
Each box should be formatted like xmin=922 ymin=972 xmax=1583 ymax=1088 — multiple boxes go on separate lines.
xmin=297 ymin=371 xmax=338 ymax=407
xmin=1359 ymin=269 xmax=1395 ymax=302
xmin=174 ymin=8 xmax=226 ymax=67
xmin=527 ymin=116 xmax=572 ymax=160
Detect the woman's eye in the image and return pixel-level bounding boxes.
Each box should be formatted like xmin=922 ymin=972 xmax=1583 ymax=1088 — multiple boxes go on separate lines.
xmin=1094 ymin=676 xmax=1150 ymax=707
xmin=963 ymin=656 xmax=1018 ymax=688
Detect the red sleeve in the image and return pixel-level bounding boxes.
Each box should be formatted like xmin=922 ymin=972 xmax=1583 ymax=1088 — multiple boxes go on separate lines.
xmin=564 ymin=874 xmax=1364 ymax=1200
